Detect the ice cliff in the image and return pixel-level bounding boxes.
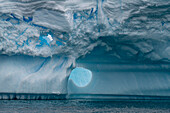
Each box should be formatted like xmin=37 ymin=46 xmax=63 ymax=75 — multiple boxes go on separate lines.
xmin=0 ymin=0 xmax=169 ymax=96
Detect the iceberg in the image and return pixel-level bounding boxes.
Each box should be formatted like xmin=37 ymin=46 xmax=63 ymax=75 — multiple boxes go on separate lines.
xmin=0 ymin=0 xmax=169 ymax=99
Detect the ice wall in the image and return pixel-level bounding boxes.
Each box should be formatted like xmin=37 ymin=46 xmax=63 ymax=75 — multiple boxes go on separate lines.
xmin=0 ymin=55 xmax=75 ymax=93
xmin=68 ymin=46 xmax=170 ymax=96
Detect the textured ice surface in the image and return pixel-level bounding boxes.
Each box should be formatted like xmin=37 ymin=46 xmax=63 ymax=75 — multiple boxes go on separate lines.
xmin=0 ymin=0 xmax=170 ymax=96
xmin=0 ymin=0 xmax=169 ymax=61
xmin=0 ymin=55 xmax=75 ymax=93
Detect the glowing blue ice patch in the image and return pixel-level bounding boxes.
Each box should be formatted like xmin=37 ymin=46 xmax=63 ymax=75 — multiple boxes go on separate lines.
xmin=69 ymin=67 xmax=92 ymax=87
xmin=39 ymin=34 xmax=53 ymax=45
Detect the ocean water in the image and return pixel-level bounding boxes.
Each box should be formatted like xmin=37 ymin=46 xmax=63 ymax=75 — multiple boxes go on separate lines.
xmin=0 ymin=100 xmax=170 ymax=113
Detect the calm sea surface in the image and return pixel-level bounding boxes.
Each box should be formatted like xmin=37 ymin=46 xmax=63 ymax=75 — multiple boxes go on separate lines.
xmin=0 ymin=100 xmax=170 ymax=113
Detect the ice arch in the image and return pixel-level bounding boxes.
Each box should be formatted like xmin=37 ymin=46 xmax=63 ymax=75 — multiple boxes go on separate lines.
xmin=69 ymin=67 xmax=92 ymax=87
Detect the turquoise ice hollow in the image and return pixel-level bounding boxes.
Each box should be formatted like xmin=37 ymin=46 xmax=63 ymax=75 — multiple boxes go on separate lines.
xmin=69 ymin=67 xmax=92 ymax=87
xmin=39 ymin=34 xmax=53 ymax=45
